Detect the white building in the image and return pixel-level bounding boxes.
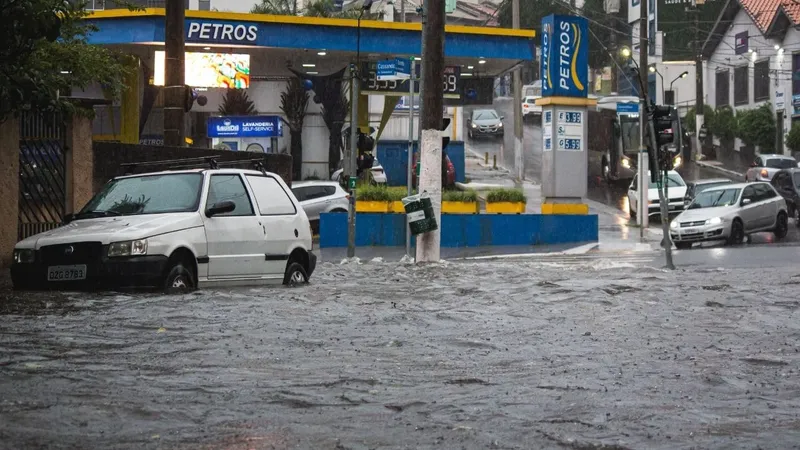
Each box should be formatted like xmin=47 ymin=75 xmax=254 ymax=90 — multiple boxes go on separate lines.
xmin=701 ymin=0 xmax=800 ymax=156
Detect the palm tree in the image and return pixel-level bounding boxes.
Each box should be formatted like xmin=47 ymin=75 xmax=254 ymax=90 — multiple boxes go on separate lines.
xmin=218 ymin=89 xmax=257 ymax=116
xmin=251 ymin=0 xmax=294 ymax=14
xmin=280 ymin=78 xmax=310 ymax=180
xmin=304 ymin=0 xmax=362 ymax=18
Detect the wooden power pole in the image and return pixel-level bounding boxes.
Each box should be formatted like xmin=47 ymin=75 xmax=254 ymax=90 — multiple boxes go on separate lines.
xmin=164 ymin=0 xmax=185 ymax=147
xmin=416 ymin=0 xmax=445 ymax=263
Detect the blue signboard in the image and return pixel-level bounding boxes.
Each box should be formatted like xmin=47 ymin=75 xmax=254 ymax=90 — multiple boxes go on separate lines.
xmin=377 ymin=58 xmax=411 ymax=81
xmin=540 ymin=14 xmax=589 ymax=98
xmin=616 ymin=103 xmax=639 ymax=114
xmin=207 ymin=116 xmax=283 ymax=138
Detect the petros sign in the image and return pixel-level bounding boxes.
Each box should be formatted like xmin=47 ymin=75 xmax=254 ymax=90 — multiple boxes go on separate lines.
xmin=540 ymin=14 xmax=589 ymax=98
xmin=186 ymin=20 xmax=258 ymax=44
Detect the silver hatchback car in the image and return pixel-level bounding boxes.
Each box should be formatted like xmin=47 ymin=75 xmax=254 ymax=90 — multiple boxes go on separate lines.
xmin=669 ymin=182 xmax=789 ymax=249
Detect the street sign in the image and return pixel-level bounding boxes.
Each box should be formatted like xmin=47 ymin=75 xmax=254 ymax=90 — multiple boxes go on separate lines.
xmin=361 ymin=62 xmax=461 ymax=98
xmin=698 ymin=125 xmax=707 ymax=140
xmin=446 ymin=0 xmax=456 ymax=13
xmin=376 ymin=58 xmax=411 ymax=81
xmin=616 ymin=103 xmax=639 ymax=114
xmin=348 ymin=176 xmax=357 ymax=189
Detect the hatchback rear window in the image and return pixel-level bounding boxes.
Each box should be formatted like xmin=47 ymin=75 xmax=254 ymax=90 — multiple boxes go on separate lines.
xmin=765 ymin=158 xmax=797 ymax=169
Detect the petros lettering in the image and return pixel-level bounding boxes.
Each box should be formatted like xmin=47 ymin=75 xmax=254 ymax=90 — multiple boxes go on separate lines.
xmin=541 ymin=22 xmax=551 ymax=90
xmin=187 ymin=22 xmax=258 ymax=42
xmin=556 ymin=21 xmax=584 ymax=92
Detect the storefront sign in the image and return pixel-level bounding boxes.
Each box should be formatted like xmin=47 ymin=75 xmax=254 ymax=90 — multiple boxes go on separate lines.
xmin=186 ymin=20 xmax=258 ymax=44
xmin=734 ymin=31 xmax=748 ymax=55
xmin=540 ymin=14 xmax=589 ymax=98
xmin=207 ymin=116 xmax=283 ymax=138
xmin=776 ymin=90 xmax=785 ymax=109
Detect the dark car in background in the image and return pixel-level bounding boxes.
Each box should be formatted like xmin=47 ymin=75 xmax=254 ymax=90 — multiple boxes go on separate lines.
xmin=770 ymin=168 xmax=800 ymax=225
xmin=684 ymin=178 xmax=734 ymax=207
xmin=467 ymin=109 xmax=504 ymax=139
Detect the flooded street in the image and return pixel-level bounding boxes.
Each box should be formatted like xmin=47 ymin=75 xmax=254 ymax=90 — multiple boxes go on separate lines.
xmin=2 ymin=257 xmax=800 ymax=449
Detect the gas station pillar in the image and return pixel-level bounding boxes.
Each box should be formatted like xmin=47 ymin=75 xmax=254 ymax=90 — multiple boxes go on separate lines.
xmin=536 ymin=14 xmax=595 ymax=215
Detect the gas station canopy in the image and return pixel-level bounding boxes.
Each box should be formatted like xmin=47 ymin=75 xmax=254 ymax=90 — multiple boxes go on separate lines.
xmin=86 ymin=9 xmax=536 ymax=78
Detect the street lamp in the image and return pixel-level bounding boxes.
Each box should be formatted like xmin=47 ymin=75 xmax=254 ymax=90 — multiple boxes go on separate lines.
xmin=619 ymin=46 xmax=632 ymax=59
xmin=670 ymin=71 xmax=689 ymax=92
xmin=649 ymin=65 xmax=664 ymax=101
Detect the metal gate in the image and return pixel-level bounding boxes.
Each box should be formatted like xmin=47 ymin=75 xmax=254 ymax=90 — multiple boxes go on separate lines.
xmin=18 ymin=111 xmax=66 ymax=240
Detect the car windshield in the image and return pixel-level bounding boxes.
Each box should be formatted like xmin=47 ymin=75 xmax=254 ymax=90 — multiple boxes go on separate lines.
xmin=78 ymin=173 xmax=203 ymax=217
xmin=648 ymin=174 xmax=685 ymax=189
xmin=688 ymin=188 xmax=741 ymax=209
xmin=695 ymin=181 xmax=732 ymax=194
xmin=765 ymin=158 xmax=797 ymax=169
xmin=473 ymin=110 xmax=499 ymax=120
xmin=795 ymin=173 xmax=800 ymax=189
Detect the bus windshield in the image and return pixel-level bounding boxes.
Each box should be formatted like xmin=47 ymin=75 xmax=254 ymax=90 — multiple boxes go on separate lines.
xmin=620 ymin=117 xmax=640 ymax=153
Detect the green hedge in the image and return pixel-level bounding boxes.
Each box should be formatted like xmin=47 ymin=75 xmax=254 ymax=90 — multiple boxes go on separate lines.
xmin=443 ymin=190 xmax=478 ymax=202
xmin=486 ymin=188 xmax=526 ymax=203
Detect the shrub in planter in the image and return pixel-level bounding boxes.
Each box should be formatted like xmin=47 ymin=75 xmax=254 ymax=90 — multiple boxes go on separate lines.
xmin=356 ymin=185 xmax=391 ymax=212
xmin=442 ymin=189 xmax=479 ymax=214
xmin=485 ymin=188 xmax=526 ymax=214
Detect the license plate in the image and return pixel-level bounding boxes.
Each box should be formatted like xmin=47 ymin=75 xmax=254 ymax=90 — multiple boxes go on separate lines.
xmin=47 ymin=265 xmax=87 ymax=281
xmin=682 ymin=228 xmax=698 ymax=234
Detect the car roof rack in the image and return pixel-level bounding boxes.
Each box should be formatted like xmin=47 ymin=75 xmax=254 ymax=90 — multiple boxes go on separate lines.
xmin=119 ymin=156 xmax=269 ymax=175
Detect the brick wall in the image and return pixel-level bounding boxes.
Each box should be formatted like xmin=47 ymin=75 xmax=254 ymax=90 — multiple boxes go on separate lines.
xmin=92 ymin=143 xmax=292 ymax=194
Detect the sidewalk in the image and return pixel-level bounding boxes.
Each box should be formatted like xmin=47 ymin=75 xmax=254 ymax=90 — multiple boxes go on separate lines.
xmin=694 ymin=159 xmax=746 ymax=178
xmin=458 ymin=149 xmax=662 ymax=253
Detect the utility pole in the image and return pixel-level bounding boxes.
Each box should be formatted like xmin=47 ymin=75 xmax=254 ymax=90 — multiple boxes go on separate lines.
xmin=164 ymin=0 xmax=185 ymax=147
xmin=347 ymin=64 xmax=359 ymax=259
xmin=512 ymin=0 xmax=524 ymax=181
xmin=406 ymin=59 xmax=416 ymax=257
xmin=637 ymin=0 xmax=649 ymax=235
xmin=416 ymin=0 xmax=445 ymax=263
xmin=401 ymin=0 xmax=405 ymax=22
xmin=692 ymin=0 xmax=704 ymax=162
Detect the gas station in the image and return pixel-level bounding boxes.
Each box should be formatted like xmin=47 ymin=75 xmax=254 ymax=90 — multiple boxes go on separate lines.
xmin=81 ymin=8 xmax=536 ymax=182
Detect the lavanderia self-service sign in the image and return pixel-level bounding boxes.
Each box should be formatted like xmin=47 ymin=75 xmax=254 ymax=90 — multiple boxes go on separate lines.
xmin=207 ymin=116 xmax=283 ymax=138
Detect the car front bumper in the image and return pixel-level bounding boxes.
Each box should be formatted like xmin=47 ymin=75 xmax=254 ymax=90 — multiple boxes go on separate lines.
xmin=11 ymin=255 xmax=169 ymax=290
xmin=670 ymin=221 xmax=732 ymax=243
xmin=471 ymin=126 xmax=504 ymax=136
xmin=646 ymin=201 xmax=685 ymax=216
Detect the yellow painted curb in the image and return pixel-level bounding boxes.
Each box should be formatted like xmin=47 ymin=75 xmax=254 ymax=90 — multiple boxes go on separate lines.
xmin=356 ymin=201 xmax=390 ymax=213
xmin=485 ymin=202 xmax=526 ymax=214
xmin=442 ymin=201 xmax=479 ymax=214
xmin=389 ymin=201 xmax=405 ymax=213
xmin=541 ymin=203 xmax=589 ymax=215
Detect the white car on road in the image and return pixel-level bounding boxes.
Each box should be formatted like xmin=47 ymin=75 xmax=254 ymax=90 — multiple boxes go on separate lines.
xmin=627 ymin=170 xmax=687 ymax=219
xmin=291 ymin=181 xmax=349 ymax=223
xmin=11 ymin=168 xmax=316 ymax=292
xmin=522 ymin=95 xmax=541 ymax=120
xmin=670 ymin=182 xmax=789 ymax=249
xmin=745 ymin=154 xmax=798 ymax=182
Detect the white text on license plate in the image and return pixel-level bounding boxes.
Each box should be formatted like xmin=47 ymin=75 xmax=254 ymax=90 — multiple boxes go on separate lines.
xmin=47 ymin=265 xmax=87 ymax=281
xmin=682 ymin=228 xmax=698 ymax=234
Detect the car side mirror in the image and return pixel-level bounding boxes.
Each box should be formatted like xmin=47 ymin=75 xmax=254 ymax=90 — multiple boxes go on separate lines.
xmin=741 ymin=198 xmax=752 ymax=206
xmin=500 ymin=116 xmax=505 ymax=120
xmin=206 ymin=200 xmax=236 ymax=217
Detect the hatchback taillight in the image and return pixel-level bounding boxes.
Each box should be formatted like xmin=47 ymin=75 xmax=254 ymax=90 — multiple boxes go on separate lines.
xmin=761 ymin=169 xmax=769 ymax=178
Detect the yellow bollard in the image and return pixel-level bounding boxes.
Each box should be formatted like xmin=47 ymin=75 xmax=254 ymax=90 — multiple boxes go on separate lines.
xmin=485 ymin=152 xmax=489 ymax=164
xmin=493 ymin=154 xmax=497 ymax=169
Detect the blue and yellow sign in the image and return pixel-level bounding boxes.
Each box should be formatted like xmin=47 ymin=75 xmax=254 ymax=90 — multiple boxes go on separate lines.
xmin=540 ymin=14 xmax=589 ymax=98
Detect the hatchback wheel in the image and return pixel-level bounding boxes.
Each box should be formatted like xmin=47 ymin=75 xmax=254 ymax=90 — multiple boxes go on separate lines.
xmin=164 ymin=261 xmax=195 ymax=294
xmin=774 ymin=212 xmax=789 ymax=239
xmin=283 ymin=262 xmax=308 ymax=286
xmin=727 ymin=219 xmax=744 ymax=245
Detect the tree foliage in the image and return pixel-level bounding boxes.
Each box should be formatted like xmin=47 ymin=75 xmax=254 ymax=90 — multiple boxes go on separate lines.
xmin=683 ymin=105 xmax=715 ymax=133
xmin=250 ymin=0 xmax=294 ymax=14
xmin=736 ymin=104 xmax=776 ymax=153
xmin=251 ymin=0 xmax=363 ymax=18
xmin=218 ymin=89 xmax=258 ymax=116
xmin=280 ymin=78 xmax=310 ymax=180
xmin=785 ymin=123 xmax=800 ymax=154
xmin=1 ymin=0 xmax=132 ymax=120
xmin=659 ymin=0 xmax=726 ymax=61
xmin=708 ymin=106 xmax=737 ymax=145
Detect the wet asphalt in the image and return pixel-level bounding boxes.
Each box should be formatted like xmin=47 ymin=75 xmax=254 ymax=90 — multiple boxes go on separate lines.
xmin=2 ymin=257 xmax=800 ymax=449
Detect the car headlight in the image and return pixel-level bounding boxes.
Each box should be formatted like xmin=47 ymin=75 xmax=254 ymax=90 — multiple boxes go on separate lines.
xmin=621 ymin=158 xmax=631 ymax=169
xmin=107 ymin=239 xmax=148 ymax=257
xmin=498 ymin=122 xmax=503 ymax=127
xmin=13 ymin=249 xmax=35 ymax=264
xmin=673 ymin=155 xmax=682 ymax=168
xmin=706 ymin=217 xmax=722 ymax=225
xmin=670 ymin=220 xmax=678 ymax=229
xmin=471 ymin=123 xmax=477 ymax=128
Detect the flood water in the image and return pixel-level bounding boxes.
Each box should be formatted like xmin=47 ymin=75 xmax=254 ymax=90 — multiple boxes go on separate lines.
xmin=2 ymin=257 xmax=799 ymax=449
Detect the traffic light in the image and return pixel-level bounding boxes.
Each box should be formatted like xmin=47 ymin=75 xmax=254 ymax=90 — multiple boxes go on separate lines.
xmin=652 ymin=105 xmax=675 ymax=147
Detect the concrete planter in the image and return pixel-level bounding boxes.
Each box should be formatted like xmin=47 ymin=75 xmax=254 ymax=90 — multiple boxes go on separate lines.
xmin=390 ymin=201 xmax=405 ymax=213
xmin=356 ymin=201 xmax=390 ymax=213
xmin=442 ymin=201 xmax=479 ymax=214
xmin=485 ymin=202 xmax=526 ymax=214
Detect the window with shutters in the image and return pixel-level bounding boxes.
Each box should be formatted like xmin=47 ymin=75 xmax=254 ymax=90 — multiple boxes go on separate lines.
xmin=733 ymin=66 xmax=749 ymax=105
xmin=753 ymin=60 xmax=770 ymax=102
xmin=715 ymin=70 xmax=730 ymax=107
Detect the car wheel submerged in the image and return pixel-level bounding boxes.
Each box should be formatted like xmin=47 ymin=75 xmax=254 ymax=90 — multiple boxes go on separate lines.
xmin=727 ymin=219 xmax=745 ymax=245
xmin=283 ymin=262 xmax=309 ymax=286
xmin=164 ymin=261 xmax=195 ymax=294
xmin=774 ymin=212 xmax=789 ymax=239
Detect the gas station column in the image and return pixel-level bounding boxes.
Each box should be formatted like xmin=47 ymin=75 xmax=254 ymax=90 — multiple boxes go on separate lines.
xmin=536 ymin=14 xmax=595 ymax=215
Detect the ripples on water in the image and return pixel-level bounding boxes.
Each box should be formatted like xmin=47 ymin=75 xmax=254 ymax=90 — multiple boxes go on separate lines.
xmin=1 ymin=258 xmax=800 ymax=449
